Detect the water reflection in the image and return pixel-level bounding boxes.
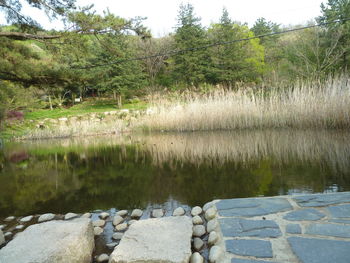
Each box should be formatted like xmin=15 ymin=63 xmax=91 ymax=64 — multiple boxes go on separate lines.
xmin=0 ymin=130 xmax=349 ymax=216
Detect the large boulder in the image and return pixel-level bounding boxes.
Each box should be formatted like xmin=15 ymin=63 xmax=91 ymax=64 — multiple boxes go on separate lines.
xmin=0 ymin=218 xmax=94 ymax=263
xmin=109 ymin=216 xmax=192 ymax=263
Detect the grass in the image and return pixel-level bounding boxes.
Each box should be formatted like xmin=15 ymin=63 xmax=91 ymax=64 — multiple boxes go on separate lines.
xmin=139 ymin=75 xmax=350 ymax=131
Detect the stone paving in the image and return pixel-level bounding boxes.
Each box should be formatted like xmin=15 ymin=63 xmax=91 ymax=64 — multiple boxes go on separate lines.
xmin=213 ymin=192 xmax=350 ymax=263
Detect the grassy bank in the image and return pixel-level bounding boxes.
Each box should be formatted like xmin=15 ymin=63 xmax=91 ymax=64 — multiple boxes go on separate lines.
xmin=140 ymin=76 xmax=350 ymax=131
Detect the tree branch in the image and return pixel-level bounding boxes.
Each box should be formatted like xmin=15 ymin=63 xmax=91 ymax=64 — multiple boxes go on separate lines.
xmin=0 ymin=31 xmax=61 ymax=40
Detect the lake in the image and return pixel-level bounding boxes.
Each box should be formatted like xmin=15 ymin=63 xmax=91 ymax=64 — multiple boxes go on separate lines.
xmin=1 ymin=129 xmax=350 ymax=217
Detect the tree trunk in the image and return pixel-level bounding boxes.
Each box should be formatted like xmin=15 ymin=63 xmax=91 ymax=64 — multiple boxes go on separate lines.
xmin=48 ymin=95 xmax=53 ymax=110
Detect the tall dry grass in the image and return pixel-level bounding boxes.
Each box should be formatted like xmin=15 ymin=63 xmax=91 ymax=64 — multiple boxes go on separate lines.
xmin=139 ymin=76 xmax=350 ymax=131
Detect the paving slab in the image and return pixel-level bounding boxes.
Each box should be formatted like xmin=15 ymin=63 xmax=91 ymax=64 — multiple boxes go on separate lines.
xmin=283 ymin=208 xmax=325 ymax=221
xmin=292 ymin=192 xmax=350 ymax=207
xmin=327 ymin=204 xmax=350 ymax=218
xmin=225 ymin=239 xmax=273 ymax=258
xmin=305 ymin=223 xmax=350 ymax=238
xmin=286 ymin=224 xmax=302 ymax=234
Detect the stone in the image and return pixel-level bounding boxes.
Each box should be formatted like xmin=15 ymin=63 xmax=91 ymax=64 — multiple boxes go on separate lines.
xmin=115 ymin=223 xmax=128 ymax=231
xmin=209 ymin=246 xmax=222 ymax=263
xmin=205 ymin=207 xmax=217 ymax=220
xmin=113 ymin=215 xmax=125 ymax=226
xmin=231 ymin=259 xmax=276 ymax=263
xmin=193 ymin=238 xmax=204 ymax=251
xmin=203 ymin=201 xmax=215 ymax=212
xmin=292 ymin=192 xmax=350 ymax=207
xmin=109 ymin=216 xmax=192 ymax=263
xmin=107 ymin=242 xmax=118 ymax=249
xmin=207 ymin=219 xmax=218 ymax=233
xmin=327 ymin=204 xmax=350 ymax=218
xmin=15 ymin=225 xmax=25 ymax=230
xmin=93 ymin=220 xmax=106 ymax=227
xmin=131 ymin=209 xmax=143 ymax=218
xmin=225 ymin=239 xmax=273 ymax=258
xmin=193 ymin=225 xmax=206 ymax=237
xmin=329 ymin=219 xmax=350 ymax=224
xmin=219 ymin=218 xmax=281 ymax=238
xmin=81 ymin=213 xmax=91 ymax=218
xmin=191 ymin=206 xmax=202 ymax=216
xmin=283 ymin=208 xmax=325 ymax=221
xmin=94 ymin=227 xmax=103 ymax=236
xmin=286 ymin=224 xmax=302 ymax=234
xmin=208 ymin=231 xmax=218 ymax=245
xmin=19 ymin=215 xmax=33 ymax=223
xmin=4 ymin=216 xmax=15 ymax=222
xmin=0 ymin=229 xmax=5 ymax=246
xmin=4 ymin=232 xmax=12 ymax=238
xmin=190 ymin=252 xmax=203 ymax=263
xmin=38 ymin=213 xmax=55 ymax=223
xmin=216 ymin=197 xmax=292 ymax=217
xmin=0 ymin=225 xmax=6 ymax=230
xmin=112 ymin=232 xmax=124 ymax=240
xmin=117 ymin=210 xmax=128 ymax=217
xmin=99 ymin=212 xmax=110 ymax=219
xmin=173 ymin=207 xmax=186 ymax=216
xmin=128 ymin=220 xmax=137 ymax=225
xmin=97 ymin=254 xmax=109 ymax=262
xmin=305 ymin=223 xmax=350 ymax=238
xmin=152 ymin=209 xmax=164 ymax=218
xmin=192 ymin=216 xmax=203 ymax=225
xmin=64 ymin=212 xmax=78 ymax=220
xmin=0 ymin=218 xmax=94 ymax=263
xmin=288 ymin=236 xmax=350 ymax=263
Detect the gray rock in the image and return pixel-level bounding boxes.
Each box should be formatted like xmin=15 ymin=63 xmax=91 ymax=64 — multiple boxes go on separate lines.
xmin=112 ymin=232 xmax=124 ymax=240
xmin=193 ymin=225 xmax=206 ymax=237
xmin=286 ymin=224 xmax=302 ymax=234
xmin=209 ymin=246 xmax=223 ymax=263
xmin=93 ymin=220 xmax=106 ymax=227
xmin=0 ymin=218 xmax=94 ymax=263
xmin=4 ymin=232 xmax=12 ymax=238
xmin=107 ymin=242 xmax=118 ymax=249
xmin=219 ymin=218 xmax=281 ymax=238
xmin=15 ymin=225 xmax=25 ymax=230
xmin=99 ymin=212 xmax=109 ymax=219
xmin=305 ymin=223 xmax=350 ymax=238
xmin=203 ymin=201 xmax=215 ymax=212
xmin=81 ymin=213 xmax=91 ymax=218
xmin=190 ymin=252 xmax=203 ymax=263
xmin=20 ymin=215 xmax=33 ymax=223
xmin=216 ymin=197 xmax=292 ymax=217
xmin=225 ymin=239 xmax=273 ymax=258
xmin=193 ymin=238 xmax=204 ymax=251
xmin=115 ymin=223 xmax=128 ymax=231
xmin=4 ymin=216 xmax=15 ymax=222
xmin=117 ymin=210 xmax=128 ymax=217
xmin=109 ymin=216 xmax=192 ymax=263
xmin=173 ymin=207 xmax=186 ymax=216
xmin=131 ymin=209 xmax=143 ymax=218
xmin=0 ymin=229 xmax=5 ymax=246
xmin=97 ymin=254 xmax=109 ymax=262
xmin=208 ymin=231 xmax=218 ymax=245
xmin=113 ymin=215 xmax=125 ymax=226
xmin=288 ymin=236 xmax=350 ymax=263
xmin=64 ymin=212 xmax=78 ymax=220
xmin=152 ymin=209 xmax=164 ymax=218
xmin=0 ymin=225 xmax=6 ymax=230
xmin=292 ymin=192 xmax=350 ymax=207
xmin=207 ymin=219 xmax=218 ymax=233
xmin=192 ymin=216 xmax=203 ymax=225
xmin=38 ymin=213 xmax=55 ymax=223
xmin=94 ymin=227 xmax=103 ymax=236
xmin=191 ymin=206 xmax=202 ymax=216
xmin=128 ymin=220 xmax=137 ymax=225
xmin=283 ymin=208 xmax=325 ymax=221
xmin=327 ymin=204 xmax=350 ymax=218
xmin=205 ymin=207 xmax=217 ymax=220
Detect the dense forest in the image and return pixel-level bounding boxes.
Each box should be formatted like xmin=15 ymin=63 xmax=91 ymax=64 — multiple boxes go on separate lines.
xmin=0 ymin=0 xmax=349 ymax=124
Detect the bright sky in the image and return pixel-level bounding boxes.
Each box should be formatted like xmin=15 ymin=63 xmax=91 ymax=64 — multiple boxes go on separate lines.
xmin=1 ymin=0 xmax=326 ymax=37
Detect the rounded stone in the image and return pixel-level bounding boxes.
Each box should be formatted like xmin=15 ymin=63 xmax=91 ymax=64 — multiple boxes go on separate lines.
xmin=94 ymin=227 xmax=103 ymax=236
xmin=4 ymin=216 xmax=15 ymax=222
xmin=15 ymin=225 xmax=24 ymax=230
xmin=93 ymin=220 xmax=106 ymax=228
xmin=115 ymin=223 xmax=128 ymax=231
xmin=193 ymin=237 xmax=204 ymax=251
xmin=112 ymin=232 xmax=124 ymax=240
xmin=106 ymin=242 xmax=118 ymax=249
xmin=131 ymin=209 xmax=143 ymax=218
xmin=81 ymin=212 xmax=91 ymax=218
xmin=99 ymin=212 xmax=109 ymax=219
xmin=4 ymin=232 xmax=12 ymax=238
xmin=0 ymin=225 xmax=6 ymax=230
xmin=173 ymin=207 xmax=185 ymax=216
xmin=205 ymin=207 xmax=217 ymax=221
xmin=207 ymin=219 xmax=218 ymax=233
xmin=38 ymin=213 xmax=55 ymax=223
xmin=193 ymin=225 xmax=206 ymax=237
xmin=191 ymin=206 xmax=203 ymax=216
xmin=113 ymin=215 xmax=124 ymax=226
xmin=203 ymin=201 xmax=215 ymax=212
xmin=191 ymin=252 xmax=204 ymax=263
xmin=209 ymin=246 xmax=222 ymax=263
xmin=97 ymin=253 xmax=109 ymax=262
xmin=116 ymin=210 xmax=128 ymax=217
xmin=64 ymin=212 xmax=78 ymax=220
xmin=152 ymin=209 xmax=164 ymax=218
xmin=128 ymin=220 xmax=137 ymax=225
xmin=192 ymin=216 xmax=203 ymax=225
xmin=208 ymin=231 xmax=218 ymax=245
xmin=20 ymin=215 xmax=33 ymax=223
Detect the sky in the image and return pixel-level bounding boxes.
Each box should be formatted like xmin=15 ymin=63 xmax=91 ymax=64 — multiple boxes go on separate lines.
xmin=1 ymin=0 xmax=326 ymax=37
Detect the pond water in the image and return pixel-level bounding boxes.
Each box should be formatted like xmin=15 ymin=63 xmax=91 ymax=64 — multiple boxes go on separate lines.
xmin=1 ymin=130 xmax=350 ymax=217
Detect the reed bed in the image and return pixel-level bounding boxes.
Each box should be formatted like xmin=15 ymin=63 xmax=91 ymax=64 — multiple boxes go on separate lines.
xmin=139 ymin=76 xmax=350 ymax=131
